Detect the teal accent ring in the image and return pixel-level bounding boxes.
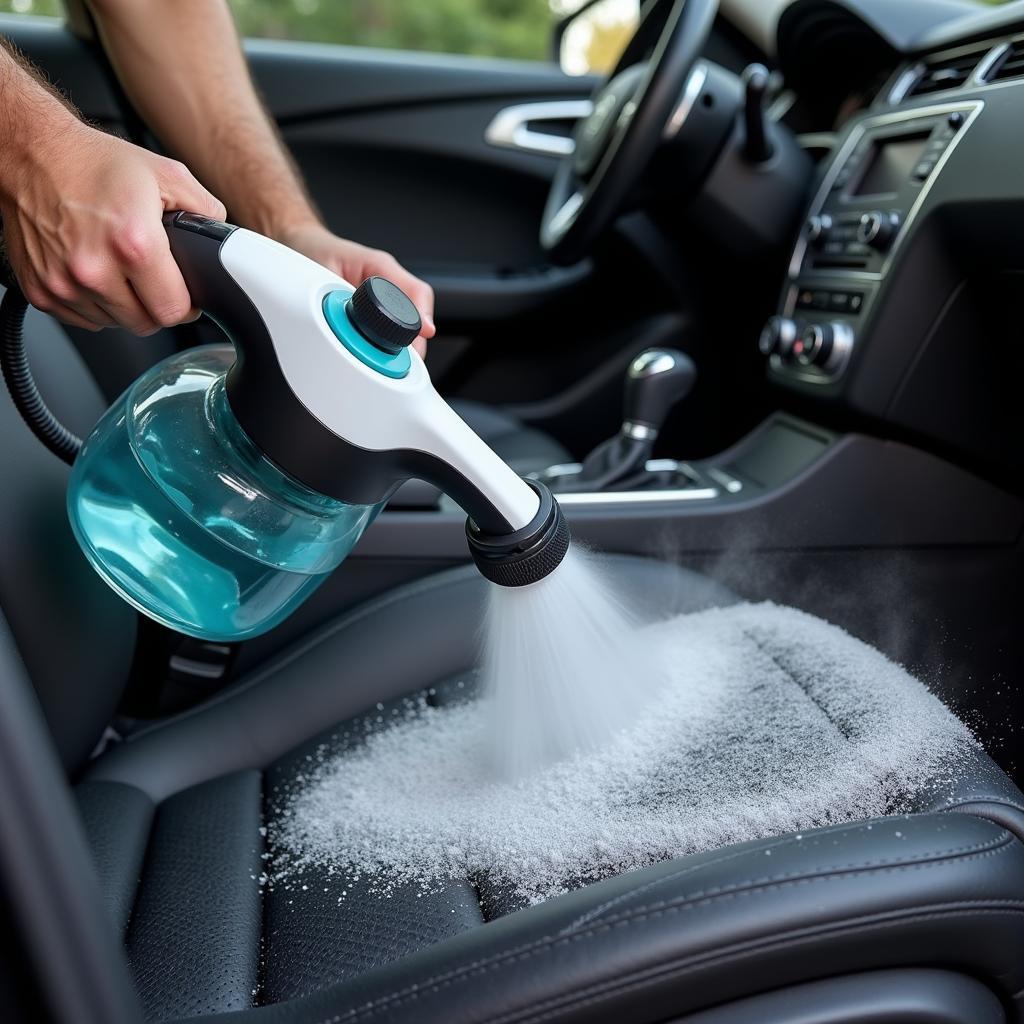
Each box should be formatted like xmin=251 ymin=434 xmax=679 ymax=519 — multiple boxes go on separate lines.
xmin=323 ymin=290 xmax=411 ymax=379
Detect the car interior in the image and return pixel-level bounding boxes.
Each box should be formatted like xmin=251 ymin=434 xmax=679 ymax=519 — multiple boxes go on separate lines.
xmin=3 ymin=0 xmax=1024 ymax=1021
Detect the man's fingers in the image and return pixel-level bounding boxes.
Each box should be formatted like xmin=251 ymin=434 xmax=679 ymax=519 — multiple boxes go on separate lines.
xmin=119 ymin=227 xmax=196 ymax=329
xmin=382 ymin=263 xmax=435 ymax=337
xmin=19 ymin=272 xmax=115 ymax=330
xmin=65 ymin=297 xmax=116 ymax=328
xmin=48 ymin=302 xmax=107 ymax=333
xmin=159 ymin=159 xmax=227 ymax=221
xmin=91 ymin=281 xmax=161 ymax=336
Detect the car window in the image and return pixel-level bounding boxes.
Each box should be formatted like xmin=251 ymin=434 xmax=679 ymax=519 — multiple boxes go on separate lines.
xmin=226 ymin=0 xmax=555 ymax=62
xmin=0 ymin=1 xmax=62 ymax=15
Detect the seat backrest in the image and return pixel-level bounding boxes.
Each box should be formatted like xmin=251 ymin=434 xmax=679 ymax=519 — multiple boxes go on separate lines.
xmin=0 ymin=293 xmax=138 ymax=775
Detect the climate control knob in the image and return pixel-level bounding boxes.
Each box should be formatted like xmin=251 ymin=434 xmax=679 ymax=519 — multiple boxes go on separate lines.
xmin=857 ymin=210 xmax=900 ymax=252
xmin=758 ymin=316 xmax=798 ymax=358
xmin=794 ymin=321 xmax=854 ymax=371
xmin=805 ymin=214 xmax=833 ymax=248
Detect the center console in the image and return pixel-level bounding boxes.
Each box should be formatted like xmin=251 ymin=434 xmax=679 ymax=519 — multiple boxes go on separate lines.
xmin=759 ymin=100 xmax=982 ymax=386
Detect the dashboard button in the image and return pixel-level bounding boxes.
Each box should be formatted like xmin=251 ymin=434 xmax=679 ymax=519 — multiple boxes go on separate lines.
xmin=829 ymin=292 xmax=851 ymax=312
xmin=849 ymin=292 xmax=864 ymax=313
xmin=805 ymin=214 xmax=833 ymax=246
xmin=759 ymin=316 xmax=798 ymax=357
xmin=857 ymin=211 xmax=900 ymax=252
xmin=795 ymin=321 xmax=854 ymax=372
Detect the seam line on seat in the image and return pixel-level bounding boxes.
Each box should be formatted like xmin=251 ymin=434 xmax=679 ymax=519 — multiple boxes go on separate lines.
xmin=942 ymin=796 xmax=1024 ymax=819
xmin=312 ymin=831 xmax=1018 ymax=1023
xmin=565 ymin=830 xmax=1011 ymax=933
xmin=327 ymin=897 xmax=1024 ymax=1024
xmin=564 ymin=815 xmax=1002 ymax=932
xmin=504 ymin=906 xmax=1024 ymax=1024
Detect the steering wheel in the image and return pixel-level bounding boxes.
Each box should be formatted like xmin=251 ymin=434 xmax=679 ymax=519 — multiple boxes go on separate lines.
xmin=540 ymin=0 xmax=719 ymax=266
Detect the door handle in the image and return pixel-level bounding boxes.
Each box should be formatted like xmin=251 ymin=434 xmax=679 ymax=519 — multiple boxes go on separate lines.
xmin=484 ymin=100 xmax=593 ymax=157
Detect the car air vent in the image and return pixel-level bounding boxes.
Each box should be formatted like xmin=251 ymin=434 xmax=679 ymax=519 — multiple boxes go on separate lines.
xmin=985 ymin=39 xmax=1024 ymax=83
xmin=907 ymin=48 xmax=988 ymax=97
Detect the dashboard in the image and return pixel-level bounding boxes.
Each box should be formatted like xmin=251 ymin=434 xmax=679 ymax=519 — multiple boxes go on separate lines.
xmin=754 ymin=1 xmax=1024 ymax=478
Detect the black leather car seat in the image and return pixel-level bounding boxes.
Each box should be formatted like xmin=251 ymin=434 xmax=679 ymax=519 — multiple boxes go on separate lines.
xmin=3 ymin=304 xmax=1024 ymax=1024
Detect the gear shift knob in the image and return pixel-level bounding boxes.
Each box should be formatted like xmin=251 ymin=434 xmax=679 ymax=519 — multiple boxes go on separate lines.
xmin=543 ymin=347 xmax=697 ymax=493
xmin=622 ymin=349 xmax=697 ymax=440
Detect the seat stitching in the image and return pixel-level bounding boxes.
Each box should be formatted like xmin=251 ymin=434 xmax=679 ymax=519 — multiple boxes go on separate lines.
xmin=942 ymin=796 xmax=1024 ymax=818
xmin=312 ymin=833 xmax=1017 ymax=1023
xmin=505 ymin=907 xmax=1024 ymax=1024
xmin=564 ymin=814 xmax=1002 ymax=933
xmin=329 ymin=892 xmax=1024 ymax=1024
xmin=565 ymin=830 xmax=1011 ymax=932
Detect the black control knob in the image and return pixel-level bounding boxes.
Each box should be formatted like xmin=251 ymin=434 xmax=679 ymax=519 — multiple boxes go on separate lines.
xmin=758 ymin=316 xmax=798 ymax=358
xmin=857 ymin=211 xmax=900 ymax=252
xmin=347 ymin=276 xmax=422 ymax=355
xmin=794 ymin=321 xmax=854 ymax=370
xmin=623 ymin=348 xmax=696 ymax=437
xmin=805 ymin=214 xmax=833 ymax=248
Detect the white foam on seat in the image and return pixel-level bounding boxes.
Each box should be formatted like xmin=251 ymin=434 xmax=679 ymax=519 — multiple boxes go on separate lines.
xmin=269 ymin=602 xmax=977 ymax=906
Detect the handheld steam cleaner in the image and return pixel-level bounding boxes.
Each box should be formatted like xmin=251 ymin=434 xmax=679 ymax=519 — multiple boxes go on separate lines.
xmin=0 ymin=213 xmax=570 ymax=640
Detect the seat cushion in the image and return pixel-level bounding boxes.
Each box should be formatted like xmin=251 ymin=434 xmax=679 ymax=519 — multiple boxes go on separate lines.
xmin=449 ymin=399 xmax=571 ymax=474
xmin=77 ymin=557 xmax=1024 ymax=1022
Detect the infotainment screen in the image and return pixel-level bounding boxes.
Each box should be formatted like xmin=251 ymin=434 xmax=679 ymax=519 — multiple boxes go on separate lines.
xmin=853 ymin=133 xmax=930 ymax=196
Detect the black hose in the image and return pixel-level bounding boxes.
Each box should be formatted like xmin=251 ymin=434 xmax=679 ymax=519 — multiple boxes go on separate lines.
xmin=0 ymin=283 xmax=82 ymax=465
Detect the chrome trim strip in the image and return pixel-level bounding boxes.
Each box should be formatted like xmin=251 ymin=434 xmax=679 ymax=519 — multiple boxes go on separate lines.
xmin=484 ymin=100 xmax=593 ymax=157
xmin=541 ymin=462 xmax=583 ymax=479
xmin=536 ymin=459 xmax=723 ymax=503
xmin=768 ymin=89 xmax=797 ymax=122
xmin=974 ymin=41 xmax=1011 ymax=84
xmin=546 ymin=190 xmax=585 ymax=241
xmin=663 ymin=63 xmax=709 ymax=140
xmin=795 ymin=132 xmax=838 ymax=152
xmin=707 ymin=467 xmax=743 ymax=494
xmin=889 ymin=63 xmax=927 ymax=106
xmin=622 ymin=421 xmax=658 ymax=442
xmin=556 ymin=486 xmax=720 ymax=505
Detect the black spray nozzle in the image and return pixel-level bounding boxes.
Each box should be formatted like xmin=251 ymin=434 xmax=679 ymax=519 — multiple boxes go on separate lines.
xmin=466 ymin=479 xmax=570 ymax=587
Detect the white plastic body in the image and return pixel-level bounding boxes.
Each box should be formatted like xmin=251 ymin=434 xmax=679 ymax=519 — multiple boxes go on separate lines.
xmin=219 ymin=229 xmax=540 ymax=530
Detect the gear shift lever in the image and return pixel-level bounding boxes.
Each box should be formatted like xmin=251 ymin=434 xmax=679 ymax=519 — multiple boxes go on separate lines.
xmin=551 ymin=348 xmax=696 ymax=492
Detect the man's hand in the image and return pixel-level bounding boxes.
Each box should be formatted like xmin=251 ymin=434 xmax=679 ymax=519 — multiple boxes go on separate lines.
xmin=277 ymin=222 xmax=436 ymax=358
xmin=0 ymin=118 xmax=225 ymax=335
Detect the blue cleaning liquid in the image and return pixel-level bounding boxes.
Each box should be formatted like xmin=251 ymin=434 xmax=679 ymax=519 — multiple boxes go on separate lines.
xmin=68 ymin=346 xmax=380 ymax=641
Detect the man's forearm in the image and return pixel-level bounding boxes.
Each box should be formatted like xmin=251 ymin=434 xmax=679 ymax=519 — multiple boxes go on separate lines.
xmin=88 ymin=0 xmax=319 ymax=236
xmin=0 ymin=38 xmax=81 ymax=203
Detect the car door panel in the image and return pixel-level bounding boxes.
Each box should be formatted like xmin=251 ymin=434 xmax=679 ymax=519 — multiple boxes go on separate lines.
xmin=245 ymin=43 xmax=598 ymax=314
